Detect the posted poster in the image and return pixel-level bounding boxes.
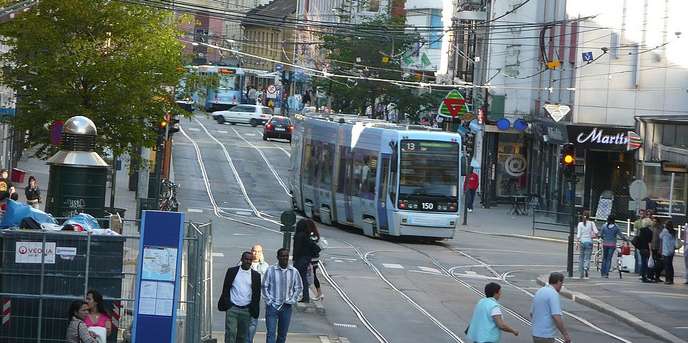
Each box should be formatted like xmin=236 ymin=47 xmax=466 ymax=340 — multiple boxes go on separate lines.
xmin=142 ymin=246 xmax=178 ymax=282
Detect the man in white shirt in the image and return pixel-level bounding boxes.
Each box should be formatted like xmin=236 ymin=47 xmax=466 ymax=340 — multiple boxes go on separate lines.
xmin=531 ymin=272 xmax=571 ymax=343
xmin=218 ymin=252 xmax=261 ymax=343
xmin=262 ymin=248 xmax=303 ymax=343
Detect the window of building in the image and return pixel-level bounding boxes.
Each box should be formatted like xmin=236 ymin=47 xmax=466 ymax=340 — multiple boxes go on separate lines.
xmin=429 ymin=9 xmax=442 ymax=49
xmin=367 ymin=0 xmax=380 ymax=12
xmin=495 ymin=134 xmax=528 ymax=198
xmin=643 ymin=162 xmax=687 ymax=216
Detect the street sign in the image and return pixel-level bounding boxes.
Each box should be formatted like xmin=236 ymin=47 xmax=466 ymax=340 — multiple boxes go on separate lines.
xmin=629 ymin=180 xmax=647 ymax=201
xmin=266 ymin=84 xmax=277 ymax=99
xmin=443 ymin=98 xmax=465 ymax=118
xmin=543 ymin=104 xmax=570 ymax=122
xmin=582 ymin=51 xmax=593 ymax=62
xmin=275 ymin=63 xmax=284 ymax=72
xmin=438 ymin=90 xmax=470 ymax=119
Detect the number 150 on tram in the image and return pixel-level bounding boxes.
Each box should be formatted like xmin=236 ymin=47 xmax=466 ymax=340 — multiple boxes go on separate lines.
xmin=289 ymin=115 xmax=463 ymax=239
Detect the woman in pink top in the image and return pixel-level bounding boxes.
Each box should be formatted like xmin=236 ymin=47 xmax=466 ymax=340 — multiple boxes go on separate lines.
xmin=84 ymin=289 xmax=112 ymax=336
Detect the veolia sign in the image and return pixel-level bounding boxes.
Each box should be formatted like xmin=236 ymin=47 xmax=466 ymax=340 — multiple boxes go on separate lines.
xmin=567 ymin=126 xmax=642 ymax=151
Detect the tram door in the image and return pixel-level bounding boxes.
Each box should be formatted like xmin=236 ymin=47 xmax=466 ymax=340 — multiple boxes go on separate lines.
xmin=377 ymin=154 xmax=390 ymax=233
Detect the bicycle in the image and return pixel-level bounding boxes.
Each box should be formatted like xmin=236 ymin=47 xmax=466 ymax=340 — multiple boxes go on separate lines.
xmin=593 ymin=239 xmax=628 ymax=279
xmin=159 ymin=179 xmax=179 ymax=212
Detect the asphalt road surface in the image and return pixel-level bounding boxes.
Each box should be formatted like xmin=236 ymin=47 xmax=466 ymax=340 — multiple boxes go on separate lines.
xmin=173 ymin=114 xmax=658 ymax=343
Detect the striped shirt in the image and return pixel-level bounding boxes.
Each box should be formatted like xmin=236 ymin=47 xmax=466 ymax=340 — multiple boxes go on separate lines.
xmin=262 ymin=264 xmax=303 ymax=307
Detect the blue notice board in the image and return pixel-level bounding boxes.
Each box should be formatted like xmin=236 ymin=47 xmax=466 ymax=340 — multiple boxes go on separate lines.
xmin=132 ymin=211 xmax=185 ymax=343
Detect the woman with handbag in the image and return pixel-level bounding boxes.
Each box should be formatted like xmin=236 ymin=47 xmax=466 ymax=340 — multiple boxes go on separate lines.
xmin=659 ymin=221 xmax=678 ymax=284
xmin=576 ymin=211 xmax=598 ymax=279
xmin=292 ymin=219 xmax=321 ymax=303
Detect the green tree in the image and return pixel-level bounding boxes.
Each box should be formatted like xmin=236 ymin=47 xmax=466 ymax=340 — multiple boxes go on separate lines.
xmin=316 ymin=16 xmax=438 ymax=121
xmin=0 ymin=0 xmax=185 ymax=158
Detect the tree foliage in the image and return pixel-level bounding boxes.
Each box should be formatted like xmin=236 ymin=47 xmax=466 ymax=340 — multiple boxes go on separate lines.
xmin=316 ymin=16 xmax=439 ymax=121
xmin=0 ymin=0 xmax=185 ymax=157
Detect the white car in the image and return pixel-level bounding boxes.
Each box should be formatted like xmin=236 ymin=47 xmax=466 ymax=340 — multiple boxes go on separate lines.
xmin=213 ymin=105 xmax=273 ymax=127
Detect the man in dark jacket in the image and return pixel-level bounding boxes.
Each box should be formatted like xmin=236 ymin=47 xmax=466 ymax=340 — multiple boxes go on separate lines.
xmin=218 ymin=251 xmax=261 ymax=343
xmin=636 ymin=224 xmax=654 ymax=283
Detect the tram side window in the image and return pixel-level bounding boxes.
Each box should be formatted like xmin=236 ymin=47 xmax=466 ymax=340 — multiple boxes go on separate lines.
xmin=337 ymin=147 xmax=351 ymax=193
xmin=303 ymin=142 xmax=314 ymax=185
xmin=320 ymin=143 xmax=334 ymax=187
xmin=353 ymin=150 xmax=377 ymax=200
xmin=389 ymin=146 xmax=398 ymax=204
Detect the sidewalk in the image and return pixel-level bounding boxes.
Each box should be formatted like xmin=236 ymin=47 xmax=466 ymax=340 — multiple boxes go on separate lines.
xmin=466 ymin=205 xmax=688 ymax=343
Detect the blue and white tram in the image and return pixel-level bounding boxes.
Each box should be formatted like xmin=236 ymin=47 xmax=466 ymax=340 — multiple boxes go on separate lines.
xmin=289 ymin=114 xmax=462 ymax=239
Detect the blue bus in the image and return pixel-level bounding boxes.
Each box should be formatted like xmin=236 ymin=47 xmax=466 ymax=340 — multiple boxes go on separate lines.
xmin=179 ymin=65 xmax=246 ymax=112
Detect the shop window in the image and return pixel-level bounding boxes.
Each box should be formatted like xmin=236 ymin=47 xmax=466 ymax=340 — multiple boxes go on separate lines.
xmin=643 ymin=163 xmax=686 ymax=216
xmin=495 ymin=134 xmax=527 ymax=198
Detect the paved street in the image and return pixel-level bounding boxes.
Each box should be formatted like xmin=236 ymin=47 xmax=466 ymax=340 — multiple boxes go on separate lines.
xmin=172 ymin=114 xmax=686 ymax=343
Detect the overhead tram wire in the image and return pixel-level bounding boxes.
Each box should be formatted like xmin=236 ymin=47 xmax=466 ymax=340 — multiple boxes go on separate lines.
xmin=126 ymin=0 xmax=604 ymax=36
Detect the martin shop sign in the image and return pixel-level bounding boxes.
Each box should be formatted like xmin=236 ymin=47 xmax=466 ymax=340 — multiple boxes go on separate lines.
xmin=567 ymin=125 xmax=642 ymax=151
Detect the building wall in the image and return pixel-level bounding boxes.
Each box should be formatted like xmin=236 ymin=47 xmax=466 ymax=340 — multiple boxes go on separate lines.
xmin=404 ymin=0 xmax=448 ymax=73
xmin=243 ymin=19 xmax=295 ymax=72
xmin=567 ymin=0 xmax=688 ymax=126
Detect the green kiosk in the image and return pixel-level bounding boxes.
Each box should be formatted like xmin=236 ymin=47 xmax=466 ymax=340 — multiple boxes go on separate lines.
xmin=45 ymin=116 xmax=109 ymax=218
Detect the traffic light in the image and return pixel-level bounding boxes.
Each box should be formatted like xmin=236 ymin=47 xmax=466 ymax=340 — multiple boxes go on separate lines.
xmin=169 ymin=116 xmax=180 ymax=134
xmin=465 ymin=133 xmax=475 ymax=158
xmin=561 ymin=143 xmax=576 ymax=177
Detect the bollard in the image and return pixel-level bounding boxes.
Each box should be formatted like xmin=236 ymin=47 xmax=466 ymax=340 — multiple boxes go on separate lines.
xmin=280 ymin=210 xmax=296 ymax=250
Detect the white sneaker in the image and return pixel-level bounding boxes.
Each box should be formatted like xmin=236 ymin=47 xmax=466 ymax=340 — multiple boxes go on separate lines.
xmin=468 ymin=209 xmax=473 ymax=213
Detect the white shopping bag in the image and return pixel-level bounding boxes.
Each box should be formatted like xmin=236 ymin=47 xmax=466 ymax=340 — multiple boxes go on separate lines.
xmin=621 ymin=254 xmax=635 ymax=273
xmin=88 ymin=326 xmax=107 ymax=343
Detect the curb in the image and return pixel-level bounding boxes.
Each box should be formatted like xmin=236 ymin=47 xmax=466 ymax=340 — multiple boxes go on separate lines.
xmin=296 ymin=301 xmax=326 ymax=314
xmin=462 ymin=228 xmax=568 ymax=243
xmin=535 ymin=276 xmax=687 ymax=343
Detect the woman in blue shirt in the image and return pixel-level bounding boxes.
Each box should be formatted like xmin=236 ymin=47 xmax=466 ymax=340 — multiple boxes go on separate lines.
xmin=600 ymin=215 xmax=627 ymax=278
xmin=467 ymin=282 xmax=519 ymax=343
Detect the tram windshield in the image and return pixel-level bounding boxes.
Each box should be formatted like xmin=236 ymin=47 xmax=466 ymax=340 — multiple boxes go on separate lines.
xmin=399 ymin=140 xmax=459 ymax=199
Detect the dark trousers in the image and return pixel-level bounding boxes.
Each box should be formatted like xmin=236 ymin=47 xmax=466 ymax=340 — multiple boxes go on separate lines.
xmin=640 ymin=251 xmax=650 ymax=281
xmin=652 ymin=249 xmax=664 ymax=280
xmin=664 ymin=254 xmax=674 ymax=282
xmin=294 ymin=257 xmax=310 ymax=302
xmin=466 ymin=189 xmax=476 ymax=210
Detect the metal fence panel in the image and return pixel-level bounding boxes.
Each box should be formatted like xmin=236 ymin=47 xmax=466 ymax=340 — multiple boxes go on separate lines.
xmin=0 ymin=218 xmax=212 ymax=343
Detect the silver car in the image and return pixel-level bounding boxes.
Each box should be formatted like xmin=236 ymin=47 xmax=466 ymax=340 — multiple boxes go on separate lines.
xmin=213 ymin=105 xmax=273 ymax=127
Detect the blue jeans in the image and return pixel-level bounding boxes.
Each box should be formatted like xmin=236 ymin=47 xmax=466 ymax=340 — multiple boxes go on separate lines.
xmin=466 ymin=189 xmax=476 ymax=210
xmin=246 ymin=317 xmax=257 ymax=343
xmin=265 ymin=304 xmax=293 ymax=343
xmin=579 ymin=242 xmax=593 ymax=276
xmin=601 ymin=246 xmax=616 ymax=276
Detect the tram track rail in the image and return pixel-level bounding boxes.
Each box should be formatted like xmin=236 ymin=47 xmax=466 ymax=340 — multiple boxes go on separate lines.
xmin=182 ymin=116 xmax=634 ymax=343
xmin=179 ymin=119 xmax=391 ymax=343
xmin=402 ymin=243 xmax=633 ymax=343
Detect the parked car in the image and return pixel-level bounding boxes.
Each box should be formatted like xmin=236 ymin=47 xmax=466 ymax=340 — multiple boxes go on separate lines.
xmin=213 ymin=105 xmax=273 ymax=126
xmin=263 ymin=116 xmax=293 ymax=142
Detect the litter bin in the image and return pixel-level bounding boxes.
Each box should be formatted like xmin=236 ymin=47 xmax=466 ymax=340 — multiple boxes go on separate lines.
xmin=10 ymin=168 xmax=26 ymax=184
xmin=0 ymin=230 xmax=124 ymax=343
xmin=45 ymin=116 xmax=109 ymax=219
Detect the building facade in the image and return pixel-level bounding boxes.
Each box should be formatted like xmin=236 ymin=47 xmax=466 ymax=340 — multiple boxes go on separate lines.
xmin=477 ymin=0 xmax=688 ymax=222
